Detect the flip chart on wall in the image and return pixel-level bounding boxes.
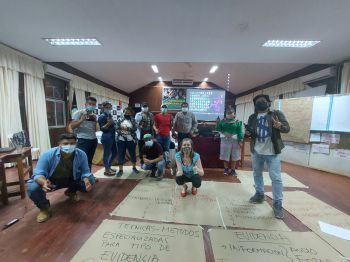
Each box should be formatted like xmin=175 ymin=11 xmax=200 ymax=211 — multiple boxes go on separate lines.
xmin=209 ymin=229 xmax=346 ymax=262
xmin=329 ymin=95 xmax=350 ymax=132
xmin=71 ymin=219 xmax=206 ymax=262
xmin=310 ymin=96 xmax=331 ymax=131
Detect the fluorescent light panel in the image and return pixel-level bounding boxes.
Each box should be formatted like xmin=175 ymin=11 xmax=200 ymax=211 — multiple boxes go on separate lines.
xmin=151 ymin=65 xmax=159 ymax=73
xmin=44 ymin=38 xmax=101 ymax=46
xmin=262 ymin=40 xmax=320 ymax=48
xmin=209 ymin=65 xmax=218 ymax=74
xmin=203 ymin=77 xmax=208 ymax=82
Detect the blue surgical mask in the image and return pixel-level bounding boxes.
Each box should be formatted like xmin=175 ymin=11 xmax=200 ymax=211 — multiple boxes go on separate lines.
xmin=86 ymin=106 xmax=96 ymax=112
xmin=142 ymin=107 xmax=149 ymax=113
xmin=61 ymin=145 xmax=75 ymax=154
xmin=145 ymin=140 xmax=154 ymax=147
xmin=105 ymin=109 xmax=112 ymax=115
xmin=161 ymin=108 xmax=167 ymax=113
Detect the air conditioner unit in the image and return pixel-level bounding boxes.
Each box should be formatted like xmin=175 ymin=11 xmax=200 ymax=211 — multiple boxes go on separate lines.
xmin=44 ymin=64 xmax=73 ymax=81
xmin=300 ymin=67 xmax=335 ymax=84
xmin=172 ymin=79 xmax=193 ymax=86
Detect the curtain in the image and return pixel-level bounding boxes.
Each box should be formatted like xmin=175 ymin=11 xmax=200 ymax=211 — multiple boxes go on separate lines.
xmin=340 ymin=62 xmax=350 ymax=94
xmin=0 ymin=68 xmax=22 ymax=147
xmin=75 ymin=88 xmax=87 ymax=110
xmin=24 ymin=75 xmax=51 ymax=153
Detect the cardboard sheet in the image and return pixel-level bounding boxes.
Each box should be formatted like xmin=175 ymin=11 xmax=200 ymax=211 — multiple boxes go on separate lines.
xmin=210 ymin=229 xmax=346 ymax=262
xmin=71 ymin=219 xmax=205 ymax=262
xmin=111 ymin=179 xmax=289 ymax=231
xmin=237 ymin=170 xmax=308 ymax=188
xmin=94 ymin=166 xmax=148 ymax=180
xmin=266 ymin=191 xmax=350 ymax=258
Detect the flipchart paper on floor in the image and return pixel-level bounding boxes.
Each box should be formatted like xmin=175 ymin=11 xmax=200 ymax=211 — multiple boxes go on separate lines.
xmin=209 ymin=228 xmax=346 ymax=262
xmin=237 ymin=170 xmax=308 ymax=188
xmin=266 ymin=191 xmax=350 ymax=258
xmin=111 ymin=179 xmax=290 ymax=231
xmin=71 ymin=219 xmax=205 ymax=262
xmin=94 ymin=166 xmax=148 ymax=180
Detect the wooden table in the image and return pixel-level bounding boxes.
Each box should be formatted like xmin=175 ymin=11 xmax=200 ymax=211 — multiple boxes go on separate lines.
xmin=0 ymin=147 xmax=33 ymax=205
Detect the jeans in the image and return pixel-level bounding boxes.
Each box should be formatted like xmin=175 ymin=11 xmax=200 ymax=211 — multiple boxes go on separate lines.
xmin=117 ymin=140 xmax=137 ymax=164
xmin=101 ymin=133 xmax=117 ymax=169
xmin=76 ymin=138 xmax=98 ymax=171
xmin=157 ymin=135 xmax=171 ymax=161
xmin=176 ymin=174 xmax=202 ymax=188
xmin=252 ymin=152 xmax=283 ymax=204
xmin=177 ymin=132 xmax=190 ymax=149
xmin=142 ymin=159 xmax=166 ymax=177
xmin=27 ymin=175 xmax=95 ymax=209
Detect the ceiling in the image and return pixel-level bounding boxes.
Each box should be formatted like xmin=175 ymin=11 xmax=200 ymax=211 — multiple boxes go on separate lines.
xmin=1 ymin=0 xmax=350 ymax=94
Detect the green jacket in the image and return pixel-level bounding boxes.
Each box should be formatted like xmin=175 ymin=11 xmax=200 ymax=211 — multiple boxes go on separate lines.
xmin=246 ymin=110 xmax=290 ymax=154
xmin=216 ymin=118 xmax=244 ymax=141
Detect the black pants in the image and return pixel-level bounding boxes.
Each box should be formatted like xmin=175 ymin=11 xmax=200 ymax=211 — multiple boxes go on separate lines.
xmin=176 ymin=174 xmax=202 ymax=188
xmin=77 ymin=138 xmax=98 ymax=171
xmin=177 ymin=132 xmax=191 ymax=149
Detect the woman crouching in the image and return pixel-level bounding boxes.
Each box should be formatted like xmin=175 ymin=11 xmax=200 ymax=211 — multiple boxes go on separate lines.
xmin=175 ymin=138 xmax=204 ymax=197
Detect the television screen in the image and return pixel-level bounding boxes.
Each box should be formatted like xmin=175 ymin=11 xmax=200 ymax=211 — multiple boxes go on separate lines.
xmin=186 ymin=89 xmax=226 ymax=121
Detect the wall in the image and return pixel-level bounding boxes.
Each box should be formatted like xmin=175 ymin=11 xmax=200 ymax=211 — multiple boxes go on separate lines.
xmin=129 ymin=81 xmax=235 ymax=113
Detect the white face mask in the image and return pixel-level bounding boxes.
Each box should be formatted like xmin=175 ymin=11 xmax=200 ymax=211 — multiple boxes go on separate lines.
xmin=142 ymin=107 xmax=149 ymax=112
xmin=182 ymin=107 xmax=189 ymax=113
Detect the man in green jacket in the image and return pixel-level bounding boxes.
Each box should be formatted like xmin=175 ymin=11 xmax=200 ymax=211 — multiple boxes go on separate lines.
xmin=245 ymin=94 xmax=290 ymax=219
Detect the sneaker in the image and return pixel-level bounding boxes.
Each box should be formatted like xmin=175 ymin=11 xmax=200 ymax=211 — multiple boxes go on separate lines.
xmin=231 ymin=169 xmax=238 ymax=177
xmin=249 ymin=193 xmax=265 ymax=204
xmin=104 ymin=170 xmax=115 ymax=176
xmin=223 ymin=168 xmax=229 ymax=176
xmin=110 ymin=168 xmax=117 ymax=172
xmin=116 ymin=170 xmax=123 ymax=177
xmin=36 ymin=208 xmax=52 ymax=223
xmin=273 ymin=202 xmax=284 ymax=219
xmin=132 ymin=167 xmax=140 ymax=174
xmin=64 ymin=189 xmax=80 ymax=202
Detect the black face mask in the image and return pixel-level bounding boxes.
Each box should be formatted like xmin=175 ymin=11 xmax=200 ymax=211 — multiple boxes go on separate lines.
xmin=255 ymin=101 xmax=269 ymax=111
xmin=125 ymin=115 xmax=131 ymax=119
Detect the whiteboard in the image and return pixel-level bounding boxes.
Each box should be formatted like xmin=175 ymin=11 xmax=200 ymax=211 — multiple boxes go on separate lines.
xmin=310 ymin=96 xmax=330 ymax=131
xmin=329 ymin=95 xmax=350 ymax=132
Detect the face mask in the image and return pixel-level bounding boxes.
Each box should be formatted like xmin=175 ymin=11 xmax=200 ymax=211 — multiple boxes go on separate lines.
xmin=182 ymin=107 xmax=189 ymax=113
xmin=161 ymin=108 xmax=167 ymax=113
xmin=86 ymin=106 xmax=96 ymax=112
xmin=145 ymin=140 xmax=154 ymax=147
xmin=105 ymin=109 xmax=112 ymax=115
xmin=226 ymin=113 xmax=235 ymax=119
xmin=255 ymin=101 xmax=269 ymax=111
xmin=142 ymin=107 xmax=149 ymax=112
xmin=182 ymin=146 xmax=191 ymax=153
xmin=124 ymin=115 xmax=131 ymax=119
xmin=61 ymin=145 xmax=75 ymax=154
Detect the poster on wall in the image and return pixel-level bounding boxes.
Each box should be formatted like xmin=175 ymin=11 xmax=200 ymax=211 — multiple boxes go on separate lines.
xmin=162 ymin=87 xmax=187 ymax=110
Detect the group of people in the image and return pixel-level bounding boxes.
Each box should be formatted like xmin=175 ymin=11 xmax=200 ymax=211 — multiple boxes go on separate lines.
xmin=27 ymin=94 xmax=289 ymax=223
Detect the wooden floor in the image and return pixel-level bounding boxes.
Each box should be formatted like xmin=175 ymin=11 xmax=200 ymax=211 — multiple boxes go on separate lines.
xmin=0 ymin=159 xmax=350 ymax=262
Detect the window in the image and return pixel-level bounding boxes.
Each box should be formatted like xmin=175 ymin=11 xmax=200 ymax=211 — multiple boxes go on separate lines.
xmin=44 ymin=75 xmax=67 ymax=128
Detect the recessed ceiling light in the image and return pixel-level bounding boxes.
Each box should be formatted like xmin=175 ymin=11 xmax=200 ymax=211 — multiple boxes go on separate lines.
xmin=151 ymin=65 xmax=159 ymax=73
xmin=209 ymin=65 xmax=218 ymax=74
xmin=43 ymin=38 xmax=101 ymax=46
xmin=203 ymin=77 xmax=208 ymax=82
xmin=262 ymin=40 xmax=320 ymax=48
xmin=158 ymin=76 xmax=163 ymax=81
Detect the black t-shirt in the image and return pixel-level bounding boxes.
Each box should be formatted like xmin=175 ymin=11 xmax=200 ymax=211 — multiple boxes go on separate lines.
xmin=142 ymin=142 xmax=163 ymax=160
xmin=50 ymin=153 xmax=75 ymax=187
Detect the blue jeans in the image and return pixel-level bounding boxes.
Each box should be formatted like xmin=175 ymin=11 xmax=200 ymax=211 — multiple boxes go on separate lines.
xmin=142 ymin=159 xmax=165 ymax=177
xmin=252 ymin=152 xmax=283 ymax=204
xmin=27 ymin=175 xmax=95 ymax=209
xmin=117 ymin=140 xmax=137 ymax=164
xmin=101 ymin=133 xmax=117 ymax=169
xmin=157 ymin=135 xmax=171 ymax=161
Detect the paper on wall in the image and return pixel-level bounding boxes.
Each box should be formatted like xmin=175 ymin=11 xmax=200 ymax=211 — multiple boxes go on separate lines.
xmin=311 ymin=143 xmax=330 ymax=155
xmin=321 ymin=133 xmax=340 ymax=144
xmin=310 ymin=133 xmax=321 ymax=142
xmin=334 ymin=149 xmax=350 ymax=160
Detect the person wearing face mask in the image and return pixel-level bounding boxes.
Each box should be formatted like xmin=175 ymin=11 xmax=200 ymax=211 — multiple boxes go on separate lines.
xmin=135 ymin=102 xmax=154 ymax=164
xmin=245 ymin=94 xmax=290 ymax=219
xmin=141 ymin=134 xmax=165 ymax=180
xmin=71 ymin=96 xmax=98 ymax=172
xmin=175 ymin=138 xmax=204 ymax=197
xmin=153 ymin=104 xmax=173 ymax=163
xmin=216 ymin=107 xmax=244 ymax=176
xmin=26 ymin=133 xmax=95 ymax=223
xmin=115 ymin=107 xmax=139 ymax=177
xmin=98 ymin=101 xmax=117 ymax=176
xmin=173 ymin=102 xmax=198 ymax=148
